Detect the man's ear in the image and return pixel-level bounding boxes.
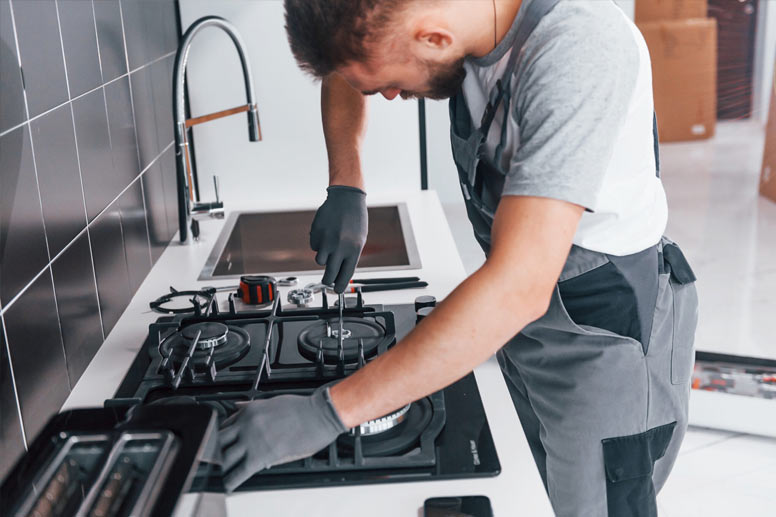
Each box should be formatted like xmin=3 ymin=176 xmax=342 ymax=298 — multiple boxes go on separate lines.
xmin=416 ymin=28 xmax=453 ymax=52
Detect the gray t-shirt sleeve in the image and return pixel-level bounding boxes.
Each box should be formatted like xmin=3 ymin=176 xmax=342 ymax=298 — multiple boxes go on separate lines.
xmin=503 ymin=3 xmax=640 ymax=210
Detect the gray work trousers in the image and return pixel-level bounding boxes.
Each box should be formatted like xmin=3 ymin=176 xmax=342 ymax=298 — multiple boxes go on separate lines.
xmin=497 ymin=237 xmax=698 ymax=516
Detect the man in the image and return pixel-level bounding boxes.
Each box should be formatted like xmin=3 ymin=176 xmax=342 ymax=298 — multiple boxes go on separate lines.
xmin=218 ymin=1 xmax=699 ymax=515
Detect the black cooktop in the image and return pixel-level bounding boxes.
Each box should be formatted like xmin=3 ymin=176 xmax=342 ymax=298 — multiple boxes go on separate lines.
xmin=106 ymin=289 xmax=500 ymax=491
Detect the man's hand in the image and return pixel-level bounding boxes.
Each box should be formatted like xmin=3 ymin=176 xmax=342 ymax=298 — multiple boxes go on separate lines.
xmin=310 ymin=185 xmax=368 ymax=292
xmin=331 ymin=196 xmax=585 ymax=428
xmin=218 ymin=386 xmax=347 ymax=492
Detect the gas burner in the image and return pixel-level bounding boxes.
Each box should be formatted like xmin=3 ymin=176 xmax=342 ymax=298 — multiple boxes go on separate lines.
xmin=159 ymin=324 xmax=250 ymax=375
xmin=182 ymin=322 xmax=229 ymax=350
xmin=355 ymin=404 xmax=411 ymax=436
xmin=331 ymin=328 xmax=351 ymax=340
xmin=338 ymin=398 xmax=434 ymax=456
xmin=149 ymin=287 xmax=215 ymax=314
xmin=297 ymin=317 xmax=389 ymax=364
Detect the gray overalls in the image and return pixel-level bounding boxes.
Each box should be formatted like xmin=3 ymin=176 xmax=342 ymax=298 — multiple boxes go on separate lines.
xmin=448 ymin=1 xmax=699 ymax=515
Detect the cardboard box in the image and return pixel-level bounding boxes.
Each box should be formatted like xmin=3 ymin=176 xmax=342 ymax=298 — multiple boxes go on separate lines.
xmin=760 ymin=68 xmax=776 ymax=203
xmin=635 ymin=0 xmax=707 ymax=23
xmin=638 ymin=18 xmax=717 ymax=142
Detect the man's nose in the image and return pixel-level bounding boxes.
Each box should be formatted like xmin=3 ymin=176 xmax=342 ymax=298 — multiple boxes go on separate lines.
xmin=381 ymin=88 xmax=401 ymax=100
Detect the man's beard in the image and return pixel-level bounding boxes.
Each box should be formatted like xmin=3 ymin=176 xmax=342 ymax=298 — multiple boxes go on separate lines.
xmin=400 ymin=57 xmax=467 ymax=100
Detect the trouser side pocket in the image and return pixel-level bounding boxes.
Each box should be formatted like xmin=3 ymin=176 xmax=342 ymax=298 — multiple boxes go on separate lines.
xmin=601 ymin=421 xmax=676 ymax=517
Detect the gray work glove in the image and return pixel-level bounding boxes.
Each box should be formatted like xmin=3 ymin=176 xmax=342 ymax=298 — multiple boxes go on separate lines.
xmin=218 ymin=386 xmax=348 ymax=492
xmin=310 ymin=185 xmax=368 ymax=293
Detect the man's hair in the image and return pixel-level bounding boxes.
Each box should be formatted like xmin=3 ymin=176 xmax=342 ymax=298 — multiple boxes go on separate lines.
xmin=284 ymin=0 xmax=408 ymax=78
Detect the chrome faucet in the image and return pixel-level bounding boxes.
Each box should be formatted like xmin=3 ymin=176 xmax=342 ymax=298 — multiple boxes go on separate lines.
xmin=173 ymin=16 xmax=261 ymax=243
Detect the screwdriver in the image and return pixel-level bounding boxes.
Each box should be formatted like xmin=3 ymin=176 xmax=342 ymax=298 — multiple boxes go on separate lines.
xmin=338 ymin=292 xmax=345 ymax=353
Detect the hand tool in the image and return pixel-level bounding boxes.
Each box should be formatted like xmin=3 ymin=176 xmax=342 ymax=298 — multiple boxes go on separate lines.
xmin=237 ymin=275 xmax=277 ymax=305
xmin=350 ymin=276 xmax=420 ymax=285
xmin=343 ymin=281 xmax=428 ymax=293
xmin=338 ymin=292 xmax=345 ymax=354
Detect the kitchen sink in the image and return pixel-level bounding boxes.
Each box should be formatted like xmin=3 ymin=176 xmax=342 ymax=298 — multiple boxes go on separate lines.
xmin=198 ymin=204 xmax=421 ymax=280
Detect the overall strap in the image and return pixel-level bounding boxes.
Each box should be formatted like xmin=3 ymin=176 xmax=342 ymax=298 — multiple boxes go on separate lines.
xmin=479 ymin=0 xmax=563 ymax=134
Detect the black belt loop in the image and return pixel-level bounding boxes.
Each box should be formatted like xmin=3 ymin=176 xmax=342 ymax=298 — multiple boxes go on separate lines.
xmin=662 ymin=243 xmax=696 ymax=285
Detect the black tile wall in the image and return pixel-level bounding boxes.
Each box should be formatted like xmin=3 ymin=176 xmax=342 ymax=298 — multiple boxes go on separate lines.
xmin=105 ymin=76 xmax=141 ymax=198
xmin=3 ymin=271 xmax=69 ymax=442
xmin=118 ymin=181 xmax=151 ymax=295
xmin=0 ymin=0 xmax=25 ymax=133
xmin=159 ymin=145 xmax=180 ymax=240
xmin=57 ymin=0 xmax=102 ymax=98
xmin=93 ymin=0 xmax=126 ymax=83
xmin=142 ymin=159 xmax=171 ymax=262
xmin=121 ymin=0 xmax=178 ymax=71
xmin=0 ymin=0 xmax=180 ymax=472
xmin=90 ymin=201 xmax=130 ymax=337
xmin=151 ymin=56 xmax=175 ymax=158
xmin=51 ymin=234 xmax=103 ymax=386
xmin=29 ymin=104 xmax=87 ymax=257
xmin=0 ymin=126 xmax=49 ymax=307
xmin=0 ymin=318 xmax=25 ymax=478
xmin=129 ymin=63 xmax=160 ymax=171
xmin=73 ymin=88 xmax=114 ymax=221
xmin=12 ymin=0 xmax=68 ymax=118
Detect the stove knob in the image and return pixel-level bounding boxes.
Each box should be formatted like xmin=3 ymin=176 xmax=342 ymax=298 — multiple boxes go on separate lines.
xmin=416 ymin=306 xmax=434 ymax=323
xmin=414 ymin=295 xmax=436 ymax=312
xmin=238 ymin=275 xmax=277 ymax=305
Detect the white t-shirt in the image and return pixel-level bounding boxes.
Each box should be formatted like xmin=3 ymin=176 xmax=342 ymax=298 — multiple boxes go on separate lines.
xmin=461 ymin=0 xmax=667 ymax=256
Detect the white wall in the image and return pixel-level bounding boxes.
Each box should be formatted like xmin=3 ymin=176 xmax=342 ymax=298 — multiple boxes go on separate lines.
xmin=176 ymin=0 xmax=640 ymax=209
xmin=178 ymin=0 xmax=421 ymax=205
xmin=424 ymin=99 xmax=460 ymax=204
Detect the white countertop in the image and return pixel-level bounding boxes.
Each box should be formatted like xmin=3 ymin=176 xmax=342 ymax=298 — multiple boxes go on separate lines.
xmin=63 ymin=190 xmax=553 ymax=516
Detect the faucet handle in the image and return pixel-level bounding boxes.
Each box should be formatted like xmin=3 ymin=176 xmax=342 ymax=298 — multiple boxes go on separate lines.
xmin=213 ymin=175 xmax=220 ymax=204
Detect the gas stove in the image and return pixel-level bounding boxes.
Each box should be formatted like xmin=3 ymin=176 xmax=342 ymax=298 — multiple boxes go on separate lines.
xmin=105 ymin=286 xmax=500 ymax=491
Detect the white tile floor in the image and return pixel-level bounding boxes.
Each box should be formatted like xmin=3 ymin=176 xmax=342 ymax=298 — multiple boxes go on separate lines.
xmin=661 ymin=120 xmax=776 ymax=362
xmin=441 ymin=120 xmax=776 ymax=515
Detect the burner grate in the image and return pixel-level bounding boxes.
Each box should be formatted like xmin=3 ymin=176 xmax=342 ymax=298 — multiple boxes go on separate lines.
xmin=105 ymin=286 xmax=503 ymax=491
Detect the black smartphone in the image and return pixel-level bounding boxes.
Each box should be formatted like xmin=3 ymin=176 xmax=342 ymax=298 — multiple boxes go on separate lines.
xmin=424 ymin=496 xmax=493 ymax=517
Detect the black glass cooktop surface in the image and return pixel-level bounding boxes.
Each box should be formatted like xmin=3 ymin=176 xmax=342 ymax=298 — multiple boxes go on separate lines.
xmin=200 ymin=205 xmax=421 ymax=279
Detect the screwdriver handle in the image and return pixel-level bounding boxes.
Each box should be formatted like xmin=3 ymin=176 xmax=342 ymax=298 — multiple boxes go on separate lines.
xmin=351 ymin=277 xmax=420 ymax=285
xmin=355 ymin=281 xmax=428 ymax=293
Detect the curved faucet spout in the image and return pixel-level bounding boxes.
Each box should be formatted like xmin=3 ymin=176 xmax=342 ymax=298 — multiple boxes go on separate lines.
xmin=173 ymin=16 xmax=261 ymax=243
xmin=173 ymin=15 xmax=260 ymax=142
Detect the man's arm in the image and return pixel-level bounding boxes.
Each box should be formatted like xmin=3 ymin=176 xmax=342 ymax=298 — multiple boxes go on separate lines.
xmin=310 ymin=74 xmax=370 ymax=291
xmin=330 ymin=195 xmax=585 ymax=427
xmin=218 ymin=195 xmax=584 ymax=491
xmin=321 ymin=73 xmax=367 ymax=190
